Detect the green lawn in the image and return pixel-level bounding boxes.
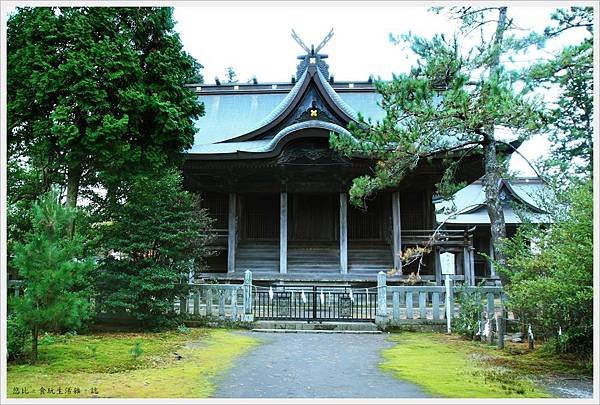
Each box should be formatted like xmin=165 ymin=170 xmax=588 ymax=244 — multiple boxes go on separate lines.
xmin=381 ymin=332 xmax=554 ymax=398
xmin=7 ymin=328 xmax=258 ymax=398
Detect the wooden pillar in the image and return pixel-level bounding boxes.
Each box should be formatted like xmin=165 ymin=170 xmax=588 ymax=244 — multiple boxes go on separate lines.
xmin=469 ymin=247 xmax=476 ymax=285
xmin=339 ymin=193 xmax=348 ymax=274
xmin=227 ymin=193 xmax=237 ymax=273
xmin=280 ymin=192 xmax=287 ymax=274
xmin=391 ymin=192 xmax=402 ymax=271
xmin=463 ymin=247 xmax=471 ymax=286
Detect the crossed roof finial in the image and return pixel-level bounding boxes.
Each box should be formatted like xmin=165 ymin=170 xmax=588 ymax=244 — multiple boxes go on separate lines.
xmin=291 ymin=28 xmax=334 ymax=80
xmin=291 ymin=28 xmax=334 ymax=55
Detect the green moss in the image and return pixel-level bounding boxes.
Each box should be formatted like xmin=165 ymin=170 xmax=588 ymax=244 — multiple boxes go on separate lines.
xmin=380 ymin=333 xmax=550 ymax=398
xmin=8 ymin=329 xmax=258 ymax=398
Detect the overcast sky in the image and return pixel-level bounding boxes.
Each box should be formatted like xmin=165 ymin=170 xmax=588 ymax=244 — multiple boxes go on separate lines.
xmin=4 ymin=2 xmax=593 ymax=176
xmin=173 ymin=3 xmax=583 ymax=82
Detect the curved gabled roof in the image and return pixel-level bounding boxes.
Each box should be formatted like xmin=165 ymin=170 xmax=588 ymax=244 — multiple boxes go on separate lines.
xmin=238 ymin=70 xmax=309 ymax=137
xmin=435 ymin=178 xmax=552 ymax=225
xmin=219 ymin=64 xmax=359 ymax=143
xmin=188 ymin=61 xmax=385 ymax=156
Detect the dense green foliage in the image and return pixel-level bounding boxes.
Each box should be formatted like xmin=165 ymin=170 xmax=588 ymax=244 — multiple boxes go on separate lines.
xmin=7 ymin=313 xmax=30 ymax=360
xmin=11 ymin=191 xmax=95 ymax=362
xmin=7 ymin=7 xmax=204 ymax=209
xmin=7 ymin=7 xmax=214 ymax=336
xmin=93 ymin=171 xmax=214 ymax=327
xmin=495 ymin=7 xmax=594 ymax=360
xmin=498 ymin=181 xmax=593 ymax=358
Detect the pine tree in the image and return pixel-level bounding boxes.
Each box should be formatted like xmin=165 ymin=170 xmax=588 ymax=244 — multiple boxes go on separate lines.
xmin=12 ymin=191 xmax=95 ymax=363
xmin=526 ymin=7 xmax=593 ymax=182
xmin=331 ymin=7 xmax=544 ymax=269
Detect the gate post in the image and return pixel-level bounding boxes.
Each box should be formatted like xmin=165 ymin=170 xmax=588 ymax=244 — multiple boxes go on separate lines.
xmin=376 ymin=271 xmax=388 ymax=328
xmin=312 ymin=286 xmax=317 ymax=321
xmin=243 ymin=270 xmax=254 ymax=322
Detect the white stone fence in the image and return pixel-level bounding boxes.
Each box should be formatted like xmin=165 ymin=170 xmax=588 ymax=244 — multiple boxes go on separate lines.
xmin=174 ymin=270 xmax=505 ymax=331
xmin=375 ymin=271 xmax=505 ymax=331
xmin=176 ymin=270 xmax=253 ymax=322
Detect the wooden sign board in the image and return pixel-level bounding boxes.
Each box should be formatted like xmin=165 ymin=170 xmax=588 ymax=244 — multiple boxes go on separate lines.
xmin=440 ymin=252 xmax=455 ymax=275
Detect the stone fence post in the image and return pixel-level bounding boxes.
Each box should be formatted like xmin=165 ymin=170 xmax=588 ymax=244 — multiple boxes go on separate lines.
xmin=243 ymin=270 xmax=254 ymax=322
xmin=376 ymin=271 xmax=388 ymax=328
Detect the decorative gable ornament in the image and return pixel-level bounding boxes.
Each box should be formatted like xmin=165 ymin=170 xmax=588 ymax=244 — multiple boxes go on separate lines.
xmin=291 ymin=28 xmax=334 ymax=80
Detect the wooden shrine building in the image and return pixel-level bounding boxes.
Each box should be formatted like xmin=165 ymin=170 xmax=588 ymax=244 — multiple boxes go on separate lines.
xmin=182 ymin=31 xmax=517 ymax=285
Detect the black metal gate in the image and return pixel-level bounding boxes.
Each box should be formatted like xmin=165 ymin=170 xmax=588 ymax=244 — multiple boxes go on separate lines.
xmin=253 ymin=285 xmax=376 ymax=322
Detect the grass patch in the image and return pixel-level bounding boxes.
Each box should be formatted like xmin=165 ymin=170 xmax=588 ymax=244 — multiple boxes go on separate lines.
xmin=7 ymin=328 xmax=258 ymax=398
xmin=380 ymin=333 xmax=550 ymax=398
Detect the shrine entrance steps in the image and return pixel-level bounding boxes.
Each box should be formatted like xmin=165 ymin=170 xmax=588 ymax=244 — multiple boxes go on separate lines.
xmin=252 ymin=320 xmax=381 ymax=334
xmin=234 ymin=240 xmax=393 ymax=277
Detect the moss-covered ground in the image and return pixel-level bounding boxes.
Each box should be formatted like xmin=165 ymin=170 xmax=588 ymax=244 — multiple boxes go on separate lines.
xmin=381 ymin=332 xmax=590 ymax=398
xmin=7 ymin=328 xmax=258 ymax=398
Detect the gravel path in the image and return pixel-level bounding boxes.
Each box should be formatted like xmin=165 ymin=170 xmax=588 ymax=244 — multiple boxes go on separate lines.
xmin=212 ymin=331 xmax=428 ymax=398
xmin=537 ymin=375 xmax=594 ymax=399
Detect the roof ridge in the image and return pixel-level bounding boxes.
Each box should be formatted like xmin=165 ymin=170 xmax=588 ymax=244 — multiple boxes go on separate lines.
xmin=316 ymin=69 xmax=359 ymax=122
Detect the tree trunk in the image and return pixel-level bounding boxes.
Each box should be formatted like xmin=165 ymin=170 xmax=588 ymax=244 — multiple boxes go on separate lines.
xmin=66 ymin=163 xmax=82 ymax=208
xmin=482 ymin=6 xmax=509 ymax=272
xmin=483 ymin=139 xmax=507 ymax=269
xmin=490 ymin=7 xmax=508 ymax=69
xmin=31 ymin=325 xmax=38 ymax=364
xmin=66 ymin=163 xmax=82 ymax=238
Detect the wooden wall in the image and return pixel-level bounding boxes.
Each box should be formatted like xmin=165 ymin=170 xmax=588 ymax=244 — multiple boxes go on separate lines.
xmin=348 ymin=194 xmax=385 ymax=241
xmin=242 ymin=193 xmax=280 ymax=239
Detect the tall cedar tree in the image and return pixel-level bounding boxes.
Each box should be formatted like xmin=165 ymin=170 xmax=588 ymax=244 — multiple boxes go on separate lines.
xmin=93 ymin=171 xmax=214 ymax=327
xmin=7 ymin=7 xmax=204 ymax=210
xmin=11 ymin=191 xmax=95 ymax=363
xmin=330 ymin=7 xmax=543 ymax=269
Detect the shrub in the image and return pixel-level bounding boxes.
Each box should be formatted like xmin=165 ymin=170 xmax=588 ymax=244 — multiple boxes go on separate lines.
xmin=94 ymin=171 xmax=214 ymax=328
xmin=454 ymin=282 xmax=484 ymax=340
xmin=7 ymin=313 xmax=29 ymax=360
xmin=498 ymin=181 xmax=592 ymax=358
xmin=130 ymin=341 xmax=143 ymax=359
